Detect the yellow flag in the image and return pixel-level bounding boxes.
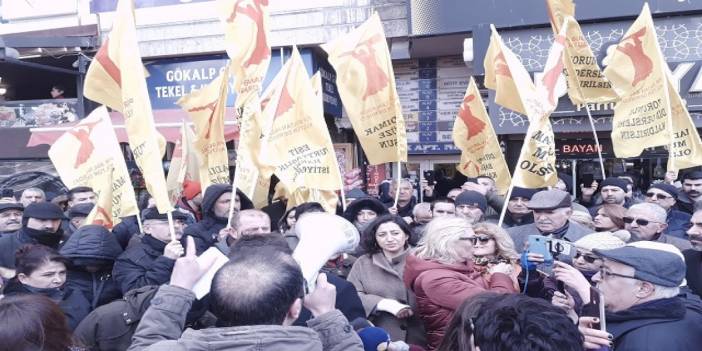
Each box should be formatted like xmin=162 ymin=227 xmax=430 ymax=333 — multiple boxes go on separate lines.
xmin=664 ymin=68 xmax=702 ymax=171
xmin=177 ymin=65 xmax=231 ymax=190
xmin=289 ymin=187 xmax=339 ymax=214
xmin=484 ymin=25 xmax=563 ymax=188
xmin=452 ymin=77 xmax=511 ymax=195
xmin=83 ymin=0 xmax=172 ymax=213
xmin=603 ymin=4 xmax=669 ymax=158
xmin=48 ymin=106 xmax=138 ymax=226
xmin=85 ymin=165 xmax=118 ymax=229
xmin=263 ymin=47 xmax=342 ymax=192
xmin=166 ymin=122 xmax=199 ymax=205
xmin=545 ymin=0 xmax=617 ymax=104
xmin=322 ymin=12 xmax=408 ymax=165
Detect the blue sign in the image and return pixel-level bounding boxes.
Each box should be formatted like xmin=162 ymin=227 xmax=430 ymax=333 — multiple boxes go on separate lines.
xmin=144 ymin=49 xmax=315 ymax=110
xmin=317 ymin=60 xmax=343 ymax=118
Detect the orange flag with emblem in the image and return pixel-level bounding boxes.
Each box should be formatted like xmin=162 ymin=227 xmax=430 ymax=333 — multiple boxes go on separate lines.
xmin=83 ymin=0 xmax=172 ymax=214
xmin=262 ymin=47 xmax=342 ymax=192
xmin=603 ymin=3 xmax=670 ymax=159
xmin=48 ymin=106 xmax=138 ymax=227
xmin=452 ymin=77 xmax=511 ymax=195
xmin=177 ymin=64 xmax=231 ymax=191
xmin=545 ymin=0 xmax=617 ymax=105
xmin=322 ymin=12 xmax=408 ymax=165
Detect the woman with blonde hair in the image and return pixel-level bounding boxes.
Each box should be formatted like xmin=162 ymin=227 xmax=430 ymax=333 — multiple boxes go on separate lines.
xmin=403 ymin=216 xmax=517 ymax=350
xmin=471 ymin=222 xmax=521 ymax=289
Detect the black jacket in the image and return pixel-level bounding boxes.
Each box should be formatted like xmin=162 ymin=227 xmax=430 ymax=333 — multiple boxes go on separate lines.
xmin=60 ymin=226 xmax=124 ymax=309
xmin=293 ymin=272 xmax=365 ymax=326
xmin=684 ymin=249 xmax=702 ymax=298
xmin=3 ymin=278 xmax=91 ymax=330
xmin=666 ymin=209 xmax=692 ymax=238
xmin=112 ymin=215 xmax=140 ymax=250
xmin=0 ymin=227 xmax=60 ymax=269
xmin=112 ymin=235 xmax=176 ymax=295
xmin=184 ymin=185 xmax=253 ymax=254
xmin=607 ymin=293 xmax=702 ymax=351
xmin=382 ymin=196 xmax=417 ymax=218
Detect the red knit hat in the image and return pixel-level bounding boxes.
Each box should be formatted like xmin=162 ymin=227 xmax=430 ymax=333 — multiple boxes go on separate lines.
xmin=182 ymin=181 xmax=202 ymax=200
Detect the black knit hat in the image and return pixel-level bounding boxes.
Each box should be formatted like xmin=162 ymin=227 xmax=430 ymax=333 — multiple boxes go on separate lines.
xmin=141 ymin=207 xmax=190 ymax=221
xmin=648 ymin=183 xmax=679 ymax=199
xmin=68 ymin=203 xmax=94 ymax=219
xmin=600 ymin=177 xmax=628 ymax=192
xmin=510 ymin=187 xmax=539 ymax=200
xmin=23 ymin=202 xmax=65 ymax=220
xmin=455 ymin=191 xmax=487 ymax=212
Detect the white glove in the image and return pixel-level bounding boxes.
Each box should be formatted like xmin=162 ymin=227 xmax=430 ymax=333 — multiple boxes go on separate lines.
xmin=388 ymin=341 xmax=410 ymax=351
xmin=376 ymin=298 xmax=411 ymax=316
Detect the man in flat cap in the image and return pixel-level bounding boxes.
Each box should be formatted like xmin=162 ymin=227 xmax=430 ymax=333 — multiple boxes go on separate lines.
xmin=507 ymin=189 xmax=591 ymax=253
xmin=644 ymin=183 xmax=691 ymax=238
xmin=581 ymin=242 xmax=702 ymax=350
xmin=0 ymin=200 xmax=22 ymax=235
xmin=0 ymin=202 xmax=65 ymax=270
xmin=64 ymin=202 xmax=94 ymax=240
xmin=112 ymin=208 xmax=190 ymax=294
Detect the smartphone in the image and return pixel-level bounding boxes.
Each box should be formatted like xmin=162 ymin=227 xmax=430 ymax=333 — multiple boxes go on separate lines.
xmin=581 ymin=286 xmax=607 ymax=332
xmin=527 ymin=235 xmax=555 ymax=275
xmin=423 ymin=170 xmax=436 ymax=184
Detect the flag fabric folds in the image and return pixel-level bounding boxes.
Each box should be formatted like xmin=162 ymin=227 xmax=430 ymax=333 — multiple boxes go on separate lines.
xmin=177 ymin=65 xmax=231 ymax=190
xmin=166 ymin=122 xmax=200 ymax=205
xmin=48 ymin=106 xmax=138 ymax=227
xmin=322 ymin=12 xmax=408 ymax=165
xmin=85 ymin=165 xmax=118 ymax=229
xmin=83 ymin=0 xmax=172 ymax=214
xmin=452 ymin=77 xmax=511 ymax=195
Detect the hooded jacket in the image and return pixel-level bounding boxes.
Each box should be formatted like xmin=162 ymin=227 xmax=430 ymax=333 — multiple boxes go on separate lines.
xmin=607 ymin=293 xmax=702 ymax=351
xmin=60 ymin=225 xmax=124 ymax=309
xmin=184 ymin=184 xmax=253 ymax=254
xmin=112 ymin=235 xmax=177 ymax=294
xmin=403 ymin=254 xmax=516 ymax=350
xmin=342 ymin=197 xmax=388 ymax=224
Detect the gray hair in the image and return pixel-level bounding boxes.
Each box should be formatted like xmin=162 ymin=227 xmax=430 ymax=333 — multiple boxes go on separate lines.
xmin=413 ymin=216 xmax=472 ymax=264
xmin=651 ymin=285 xmax=680 ymax=299
xmin=412 ymin=202 xmax=431 ymax=217
xmin=628 ymin=203 xmax=667 ymax=223
xmin=21 ymin=187 xmax=45 ymax=199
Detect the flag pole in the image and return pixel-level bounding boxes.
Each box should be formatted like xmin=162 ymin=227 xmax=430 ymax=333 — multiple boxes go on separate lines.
xmin=584 ymin=104 xmax=607 ymax=179
xmin=339 ymin=178 xmax=347 ymax=212
xmin=135 ymin=213 xmax=144 ymax=234
xmin=393 ymin=162 xmax=401 ymax=208
xmin=166 ymin=211 xmax=177 ymax=242
xmin=498 ymin=123 xmax=535 ymax=227
xmin=497 ymin=181 xmax=516 ymax=227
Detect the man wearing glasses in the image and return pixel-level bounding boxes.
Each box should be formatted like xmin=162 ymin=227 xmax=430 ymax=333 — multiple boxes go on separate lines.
xmin=644 ymin=183 xmax=691 ymax=238
xmin=623 ymin=203 xmax=691 ymax=251
xmin=581 ymin=242 xmax=702 ymax=351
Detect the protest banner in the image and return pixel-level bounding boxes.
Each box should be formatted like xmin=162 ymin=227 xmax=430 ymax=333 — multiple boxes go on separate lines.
xmin=452 ymin=77 xmax=511 ymax=195
xmin=664 ymin=68 xmax=702 ymax=171
xmin=322 ymin=12 xmax=408 ymax=166
xmin=177 ymin=65 xmax=231 ymax=190
xmin=262 ymin=47 xmax=342 ymax=193
xmin=85 ymin=165 xmax=117 ymax=229
xmin=83 ymin=0 xmax=173 ymax=215
xmin=166 ymin=122 xmax=200 ymax=205
xmin=48 ymin=106 xmax=138 ymax=227
xmin=603 ymin=3 xmax=671 ymax=159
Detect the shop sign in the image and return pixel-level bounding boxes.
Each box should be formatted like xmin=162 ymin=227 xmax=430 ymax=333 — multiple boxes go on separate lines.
xmin=556 ymin=140 xmax=611 ymax=158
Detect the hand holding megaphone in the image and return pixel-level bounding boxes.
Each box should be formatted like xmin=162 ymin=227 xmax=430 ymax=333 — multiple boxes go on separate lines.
xmin=293 ymin=212 xmax=360 ymax=293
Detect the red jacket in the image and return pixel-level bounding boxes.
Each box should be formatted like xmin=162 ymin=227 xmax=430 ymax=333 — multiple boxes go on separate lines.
xmin=403 ymin=254 xmax=517 ymax=350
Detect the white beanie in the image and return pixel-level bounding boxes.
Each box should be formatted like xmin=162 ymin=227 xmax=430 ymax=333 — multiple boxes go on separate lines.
xmin=574 ymin=231 xmax=627 ymax=252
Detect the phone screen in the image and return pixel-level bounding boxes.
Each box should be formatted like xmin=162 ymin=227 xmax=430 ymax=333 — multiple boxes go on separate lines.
xmin=527 ymin=235 xmax=554 ymax=275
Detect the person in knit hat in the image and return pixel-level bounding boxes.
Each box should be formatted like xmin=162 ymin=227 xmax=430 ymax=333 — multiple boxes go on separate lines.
xmin=580 ymin=177 xmax=632 ymax=216
xmin=454 ymin=191 xmax=488 ymax=224
xmin=0 ymin=202 xmax=65 ymax=270
xmin=644 ymin=182 xmax=691 ymax=238
xmin=503 ymin=187 xmax=538 ymax=228
xmin=177 ymin=181 xmax=203 ymax=221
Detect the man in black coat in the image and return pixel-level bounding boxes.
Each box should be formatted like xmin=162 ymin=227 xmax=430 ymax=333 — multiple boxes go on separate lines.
xmin=112 ymin=208 xmax=189 ymax=294
xmin=60 ymin=224 xmax=124 ymax=309
xmin=184 ymin=184 xmax=254 ymax=254
xmin=0 ymin=202 xmax=65 ymax=270
xmin=684 ymin=205 xmax=702 ymax=298
xmin=644 ymin=183 xmax=691 ymax=238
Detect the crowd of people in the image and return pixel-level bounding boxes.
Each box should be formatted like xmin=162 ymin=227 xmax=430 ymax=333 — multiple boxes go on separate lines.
xmin=1 ymin=169 xmax=702 ymax=350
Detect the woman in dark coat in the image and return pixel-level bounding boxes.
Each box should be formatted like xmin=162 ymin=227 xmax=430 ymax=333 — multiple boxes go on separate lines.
xmin=3 ymin=244 xmax=91 ymax=330
xmin=59 ymin=224 xmax=124 ymax=309
xmin=347 ymin=215 xmax=426 ymax=347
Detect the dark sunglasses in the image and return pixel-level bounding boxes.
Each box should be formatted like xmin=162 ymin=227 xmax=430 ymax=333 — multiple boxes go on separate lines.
xmin=646 ymin=192 xmax=671 ymax=200
xmin=469 ymin=236 xmax=492 ymax=245
xmin=623 ymin=217 xmax=656 ymax=226
xmin=574 ymin=251 xmax=599 ymax=264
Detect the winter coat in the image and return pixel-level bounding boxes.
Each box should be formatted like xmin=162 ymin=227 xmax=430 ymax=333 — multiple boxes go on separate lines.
xmin=293 ymin=271 xmax=366 ymax=326
xmin=3 ymin=278 xmax=91 ymax=330
xmin=403 ymin=254 xmax=517 ymax=350
xmin=652 ymin=232 xmax=692 ymax=252
xmin=383 ymin=197 xmax=417 ymax=218
xmin=347 ymin=252 xmax=426 ymax=346
xmin=60 ymin=225 xmax=124 ymax=308
xmin=112 ymin=235 xmax=176 ymax=294
xmin=112 ymin=215 xmax=140 ymax=250
xmin=126 ymin=285 xmax=364 ymax=351
xmin=0 ymin=227 xmax=61 ymax=268
xmin=184 ymin=185 xmax=253 ymax=254
xmin=683 ymin=249 xmax=702 ymax=298
xmin=665 ymin=209 xmax=692 ymax=238
xmin=74 ymin=285 xmax=159 ymax=351
xmin=607 ymin=293 xmax=702 ymax=351
xmin=507 ymin=220 xmax=591 ymax=254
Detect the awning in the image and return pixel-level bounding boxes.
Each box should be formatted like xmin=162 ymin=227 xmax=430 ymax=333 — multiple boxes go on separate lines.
xmin=26 ymin=108 xmax=240 ymax=147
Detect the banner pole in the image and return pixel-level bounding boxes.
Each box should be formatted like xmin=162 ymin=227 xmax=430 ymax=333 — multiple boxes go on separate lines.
xmin=166 ymin=211 xmax=176 ymax=242
xmin=497 ymin=181 xmax=515 ymax=227
xmin=393 ymin=162 xmax=401 ymax=208
xmin=135 ymin=213 xmax=144 ymax=234
xmin=498 ymin=121 xmax=536 ymax=227
xmin=584 ymin=104 xmax=606 ymax=179
xmin=339 ymin=178 xmax=347 ymax=212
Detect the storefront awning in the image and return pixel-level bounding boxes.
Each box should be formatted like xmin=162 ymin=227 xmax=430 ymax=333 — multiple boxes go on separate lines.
xmin=26 ymin=108 xmax=240 ymax=147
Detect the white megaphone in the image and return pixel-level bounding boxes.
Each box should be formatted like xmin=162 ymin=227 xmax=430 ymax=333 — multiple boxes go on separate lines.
xmin=293 ymin=212 xmax=360 ymax=293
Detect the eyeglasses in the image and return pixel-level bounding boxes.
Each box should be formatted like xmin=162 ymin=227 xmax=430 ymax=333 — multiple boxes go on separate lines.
xmin=574 ymin=251 xmax=600 ymax=264
xmin=471 ymin=235 xmax=493 ymax=245
xmin=646 ymin=192 xmax=671 ymax=200
xmin=623 ymin=217 xmax=659 ymax=226
xmin=599 ymin=267 xmax=638 ymax=281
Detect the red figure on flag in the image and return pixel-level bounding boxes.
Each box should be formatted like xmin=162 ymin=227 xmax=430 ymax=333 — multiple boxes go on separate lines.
xmin=458 ymin=94 xmax=486 ymax=140
xmin=495 ymin=52 xmax=511 ymax=77
xmin=463 ymin=160 xmax=480 ymax=174
xmin=274 ymin=83 xmax=294 ymax=119
xmin=92 ymin=206 xmax=114 ymax=229
xmin=542 ymin=35 xmax=566 ymax=104
xmin=616 ymin=27 xmax=653 ymax=87
xmin=188 ymin=101 xmax=218 ymax=139
xmin=227 ymin=0 xmax=270 ymax=66
xmin=68 ymin=120 xmax=101 ymax=168
xmin=94 ymin=39 xmax=122 ymax=87
xmin=340 ymin=34 xmax=389 ymax=99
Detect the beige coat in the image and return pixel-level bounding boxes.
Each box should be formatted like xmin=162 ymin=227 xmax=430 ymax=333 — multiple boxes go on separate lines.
xmin=347 ymin=251 xmax=426 ymax=346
